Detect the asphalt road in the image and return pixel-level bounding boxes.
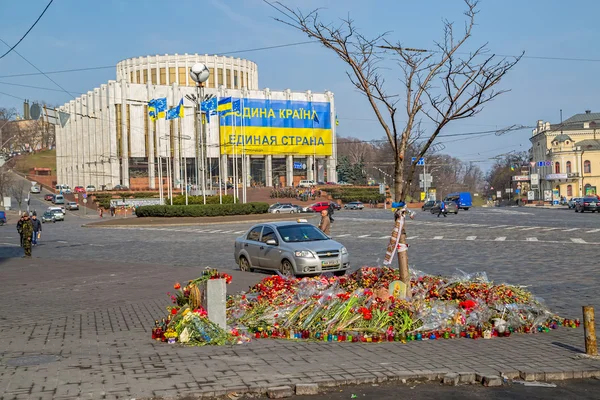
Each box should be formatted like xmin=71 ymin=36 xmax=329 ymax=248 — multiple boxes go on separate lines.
xmin=2 ymin=195 xmax=598 ymax=318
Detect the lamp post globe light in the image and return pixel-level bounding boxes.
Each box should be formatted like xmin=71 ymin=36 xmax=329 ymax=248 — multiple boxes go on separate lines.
xmin=190 ymin=63 xmax=210 ymax=83
xmin=189 ymin=63 xmax=210 ymax=204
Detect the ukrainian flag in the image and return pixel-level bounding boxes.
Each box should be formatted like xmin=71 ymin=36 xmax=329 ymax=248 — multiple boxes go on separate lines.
xmin=218 ymin=97 xmax=232 ymax=114
xmin=148 ymin=97 xmax=167 ymax=120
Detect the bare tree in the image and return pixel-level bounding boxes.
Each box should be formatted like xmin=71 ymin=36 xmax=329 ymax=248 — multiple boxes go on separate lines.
xmin=270 ymin=0 xmax=522 ymax=287
xmin=0 ymin=169 xmax=14 ymax=206
xmin=10 ymin=179 xmax=28 ymax=213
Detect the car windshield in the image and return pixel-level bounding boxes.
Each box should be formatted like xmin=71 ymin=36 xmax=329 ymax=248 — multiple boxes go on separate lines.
xmin=277 ymin=224 xmax=329 ymax=243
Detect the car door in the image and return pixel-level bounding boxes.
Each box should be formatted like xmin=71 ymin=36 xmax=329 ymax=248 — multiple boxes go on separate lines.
xmin=258 ymin=226 xmax=281 ymax=269
xmin=243 ymin=226 xmax=263 ymax=267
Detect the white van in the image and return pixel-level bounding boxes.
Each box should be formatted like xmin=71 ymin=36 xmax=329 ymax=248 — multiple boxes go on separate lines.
xmin=53 ymin=194 xmax=65 ymax=205
xmin=298 ymin=180 xmax=316 ymax=188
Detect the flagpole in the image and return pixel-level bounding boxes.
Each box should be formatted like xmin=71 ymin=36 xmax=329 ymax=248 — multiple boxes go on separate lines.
xmin=242 ymin=97 xmax=247 ymax=204
xmin=157 ymin=119 xmax=163 ymax=204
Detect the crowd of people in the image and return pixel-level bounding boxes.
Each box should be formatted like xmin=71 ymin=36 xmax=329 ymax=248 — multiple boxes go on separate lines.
xmin=16 ymin=211 xmax=42 ymax=258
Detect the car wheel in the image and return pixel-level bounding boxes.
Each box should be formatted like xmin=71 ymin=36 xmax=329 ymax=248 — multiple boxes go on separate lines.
xmin=276 ymin=210 xmax=280 ymax=213
xmin=454 ymin=211 xmax=458 ymax=215
xmin=239 ymin=256 xmax=253 ymax=272
xmin=333 ymin=270 xmax=346 ymax=277
xmin=280 ymin=259 xmax=294 ymax=276
xmin=290 ymin=210 xmax=295 ymax=214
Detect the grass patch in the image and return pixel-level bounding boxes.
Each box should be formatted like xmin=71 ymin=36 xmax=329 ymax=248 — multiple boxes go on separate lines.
xmin=14 ymin=150 xmax=56 ymax=174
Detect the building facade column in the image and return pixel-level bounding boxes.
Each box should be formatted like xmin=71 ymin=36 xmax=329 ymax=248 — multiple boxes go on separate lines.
xmin=265 ymin=155 xmax=273 ymax=187
xmin=120 ymin=80 xmax=130 ymax=187
xmin=246 ymin=155 xmax=251 ymax=187
xmin=307 ymin=155 xmax=314 ymax=181
xmin=326 ymin=156 xmax=336 ymax=183
xmin=286 ymin=155 xmax=294 ymax=187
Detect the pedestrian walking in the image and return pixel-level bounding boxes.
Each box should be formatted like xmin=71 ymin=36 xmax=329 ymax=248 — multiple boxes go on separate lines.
xmin=110 ymin=205 xmax=115 ymax=217
xmin=438 ymin=200 xmax=447 ymax=218
xmin=328 ymin=202 xmax=335 ymax=223
xmin=20 ymin=212 xmax=34 ymax=258
xmin=31 ymin=213 xmax=42 ymax=246
xmin=318 ymin=209 xmax=331 ymax=235
xmin=16 ymin=215 xmax=24 ymax=247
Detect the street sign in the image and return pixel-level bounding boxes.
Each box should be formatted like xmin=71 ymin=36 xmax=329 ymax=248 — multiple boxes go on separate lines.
xmin=82 ymin=193 xmax=87 ymax=199
xmin=379 ymin=183 xmax=386 ymax=195
xmin=512 ymin=176 xmax=529 ymax=181
xmin=527 ymin=191 xmax=535 ymax=200
xmin=293 ymin=162 xmax=303 ymax=170
xmin=411 ymin=157 xmax=425 ymax=166
xmin=74 ymin=193 xmax=79 ymax=199
xmin=505 ymin=188 xmax=513 ymax=193
xmin=83 ymin=198 xmax=88 ymax=204
xmin=530 ymin=174 xmax=539 ymax=186
xmin=496 ymin=191 xmax=502 ymax=198
xmin=515 ymin=189 xmax=520 ymax=194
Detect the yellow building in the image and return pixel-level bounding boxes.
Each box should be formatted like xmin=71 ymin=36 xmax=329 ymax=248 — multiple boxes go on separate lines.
xmin=531 ymin=110 xmax=600 ymax=198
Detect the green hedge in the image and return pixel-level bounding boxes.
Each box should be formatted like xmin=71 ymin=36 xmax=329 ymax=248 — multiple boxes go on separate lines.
xmin=135 ymin=202 xmax=269 ymax=217
xmin=168 ymin=194 xmax=236 ymax=205
xmin=326 ymin=188 xmax=385 ymax=203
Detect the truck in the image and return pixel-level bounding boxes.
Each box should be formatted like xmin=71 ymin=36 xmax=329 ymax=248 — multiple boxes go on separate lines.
xmin=444 ymin=192 xmax=473 ymax=210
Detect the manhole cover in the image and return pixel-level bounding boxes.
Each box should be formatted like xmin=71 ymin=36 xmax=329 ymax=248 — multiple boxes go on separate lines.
xmin=5 ymin=355 xmax=60 ymax=367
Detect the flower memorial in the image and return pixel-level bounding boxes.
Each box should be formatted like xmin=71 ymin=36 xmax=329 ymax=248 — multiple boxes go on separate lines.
xmin=153 ymin=266 xmax=579 ymax=345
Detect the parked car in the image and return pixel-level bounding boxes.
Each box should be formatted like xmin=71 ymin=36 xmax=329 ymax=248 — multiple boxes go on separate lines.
xmin=41 ymin=211 xmax=56 ymax=223
xmin=49 ymin=209 xmax=65 ymax=221
xmin=310 ymin=202 xmax=331 ymax=213
xmin=575 ymin=197 xmax=600 ymax=213
xmin=444 ymin=192 xmax=472 ymax=210
xmin=66 ymin=201 xmax=79 ymax=211
xmin=30 ymin=185 xmax=41 ymax=194
xmin=74 ymin=186 xmax=85 ymax=193
xmin=234 ymin=220 xmax=350 ymax=276
xmin=269 ymin=202 xmax=293 ymax=213
xmin=430 ymin=200 xmax=459 ymax=215
xmin=112 ymin=185 xmax=129 ymax=191
xmin=330 ymin=202 xmax=342 ymax=210
xmin=568 ymin=197 xmax=583 ymax=209
xmin=271 ymin=204 xmax=297 ymax=214
xmin=0 ymin=210 xmax=6 ymax=226
xmin=44 ymin=194 xmax=54 ymax=201
xmin=298 ymin=180 xmax=316 ymax=188
xmin=344 ymin=201 xmax=364 ymax=210
xmin=85 ymin=185 xmax=96 ymax=192
xmin=422 ymin=200 xmax=436 ymax=211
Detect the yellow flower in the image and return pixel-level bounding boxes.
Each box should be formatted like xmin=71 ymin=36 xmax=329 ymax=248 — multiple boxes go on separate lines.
xmin=179 ymin=327 xmax=190 ymax=343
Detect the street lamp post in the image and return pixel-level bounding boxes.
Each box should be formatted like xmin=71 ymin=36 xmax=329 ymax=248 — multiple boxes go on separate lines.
xmin=189 ymin=63 xmax=210 ymax=205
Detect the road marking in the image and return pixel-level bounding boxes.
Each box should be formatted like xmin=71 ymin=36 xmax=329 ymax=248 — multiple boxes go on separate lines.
xmin=488 ymin=225 xmax=509 ymax=229
xmin=234 ymin=231 xmax=245 ymax=234
xmin=335 ymin=234 xmax=350 ymax=237
xmin=526 ymin=237 xmax=538 ymax=242
xmin=89 ymin=244 xmax=105 ymax=247
xmin=220 ymin=230 xmax=233 ymax=233
xmin=0 ymin=242 xmax=19 ymax=247
xmin=586 ymin=229 xmax=600 ymax=233
xmin=406 ymin=236 xmax=419 ymax=240
xmin=504 ymin=226 xmax=520 ymax=230
xmin=495 ymin=237 xmax=507 ymax=241
xmin=520 ymin=227 xmax=539 ymax=231
xmin=57 ymin=240 xmax=68 ymax=243
xmin=563 ymin=228 xmax=579 ymax=232
xmin=207 ymin=230 xmax=222 ymax=233
xmin=571 ymin=238 xmax=587 ymax=244
xmin=541 ymin=227 xmax=560 ymax=231
xmin=465 ymin=236 xmax=477 ymax=240
xmin=358 ymin=234 xmax=371 ymax=238
xmin=433 ymin=236 xmax=444 ymax=240
xmin=379 ymin=235 xmax=390 ymax=239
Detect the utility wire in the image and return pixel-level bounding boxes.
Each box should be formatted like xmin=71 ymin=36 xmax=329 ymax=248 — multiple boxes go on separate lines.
xmin=0 ymin=65 xmax=115 ymax=79
xmin=0 ymin=0 xmax=54 ymax=60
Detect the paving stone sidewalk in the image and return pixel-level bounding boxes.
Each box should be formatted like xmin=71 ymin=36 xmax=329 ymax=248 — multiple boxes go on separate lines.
xmin=0 ymin=258 xmax=598 ymax=400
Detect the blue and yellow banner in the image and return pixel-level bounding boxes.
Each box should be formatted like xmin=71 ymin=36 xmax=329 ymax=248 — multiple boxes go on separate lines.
xmin=219 ymin=98 xmax=332 ymax=156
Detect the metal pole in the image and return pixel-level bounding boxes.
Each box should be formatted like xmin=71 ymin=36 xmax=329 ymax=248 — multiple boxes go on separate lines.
xmin=218 ymin=150 xmax=223 ymax=204
xmin=583 ymin=305 xmax=598 ymax=356
xmin=167 ymin=152 xmax=173 ymax=205
xmin=195 ymin=84 xmax=200 ymax=192
xmin=199 ymin=85 xmax=206 ymax=204
xmin=184 ymin=155 xmax=188 ymax=206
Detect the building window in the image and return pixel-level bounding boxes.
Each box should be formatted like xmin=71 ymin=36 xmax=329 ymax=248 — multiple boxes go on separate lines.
xmin=151 ymin=69 xmax=157 ymax=84
xmin=217 ymin=68 xmax=223 ymax=86
xmin=226 ymin=69 xmax=231 ymax=88
xmin=178 ymin=67 xmax=187 ymax=85
xmin=169 ymin=67 xmax=176 ymax=84
xmin=234 ymin=71 xmax=238 ymax=88
xmin=566 ymin=161 xmax=571 ymax=174
xmin=584 ymin=160 xmax=591 ymax=173
xmin=143 ymin=70 xmax=148 ymax=84
xmin=567 ymin=185 xmax=572 ymax=197
xmin=136 ymin=70 xmax=141 ymax=84
xmin=241 ymin=71 xmax=245 ymax=88
xmin=554 ymin=161 xmax=560 ymax=174
xmin=208 ymin=68 xmax=215 ymax=88
xmin=159 ymin=68 xmax=166 ymax=85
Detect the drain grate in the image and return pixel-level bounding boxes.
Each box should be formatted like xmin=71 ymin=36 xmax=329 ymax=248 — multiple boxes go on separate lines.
xmin=5 ymin=355 xmax=60 ymax=367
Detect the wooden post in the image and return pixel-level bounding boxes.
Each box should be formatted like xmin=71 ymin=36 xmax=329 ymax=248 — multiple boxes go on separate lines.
xmin=583 ymin=305 xmax=597 ymax=356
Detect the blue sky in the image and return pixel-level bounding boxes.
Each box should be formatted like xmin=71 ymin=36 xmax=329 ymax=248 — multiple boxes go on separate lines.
xmin=1 ymin=0 xmax=599 ymax=170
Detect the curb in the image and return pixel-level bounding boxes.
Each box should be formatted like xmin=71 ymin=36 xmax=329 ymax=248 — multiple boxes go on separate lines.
xmin=82 ymin=214 xmax=319 ymax=228
xmin=193 ymin=367 xmax=600 ymax=398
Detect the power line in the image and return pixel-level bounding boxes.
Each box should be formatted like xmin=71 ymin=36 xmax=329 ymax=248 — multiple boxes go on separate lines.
xmin=0 ymin=0 xmax=54 ymax=60
xmin=0 ymin=65 xmax=115 ymax=79
xmin=0 ymin=81 xmax=83 ymax=94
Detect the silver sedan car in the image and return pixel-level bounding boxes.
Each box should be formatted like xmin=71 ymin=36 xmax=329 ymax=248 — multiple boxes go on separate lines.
xmin=271 ymin=204 xmax=298 ymax=214
xmin=234 ymin=220 xmax=350 ymax=276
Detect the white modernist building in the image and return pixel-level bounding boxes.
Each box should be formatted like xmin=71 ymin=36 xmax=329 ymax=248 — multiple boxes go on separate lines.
xmin=55 ymin=54 xmax=337 ymax=190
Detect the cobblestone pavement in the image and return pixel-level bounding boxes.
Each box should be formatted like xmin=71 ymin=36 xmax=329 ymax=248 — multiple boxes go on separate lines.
xmin=0 ymin=206 xmax=599 ymax=399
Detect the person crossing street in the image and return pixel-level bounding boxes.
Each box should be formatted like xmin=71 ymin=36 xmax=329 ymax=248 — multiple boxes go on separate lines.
xmin=438 ymin=200 xmax=447 ymax=218
xmin=16 ymin=215 xmax=24 ymax=247
xmin=318 ymin=209 xmax=331 ymax=235
xmin=20 ymin=212 xmax=34 ymax=258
